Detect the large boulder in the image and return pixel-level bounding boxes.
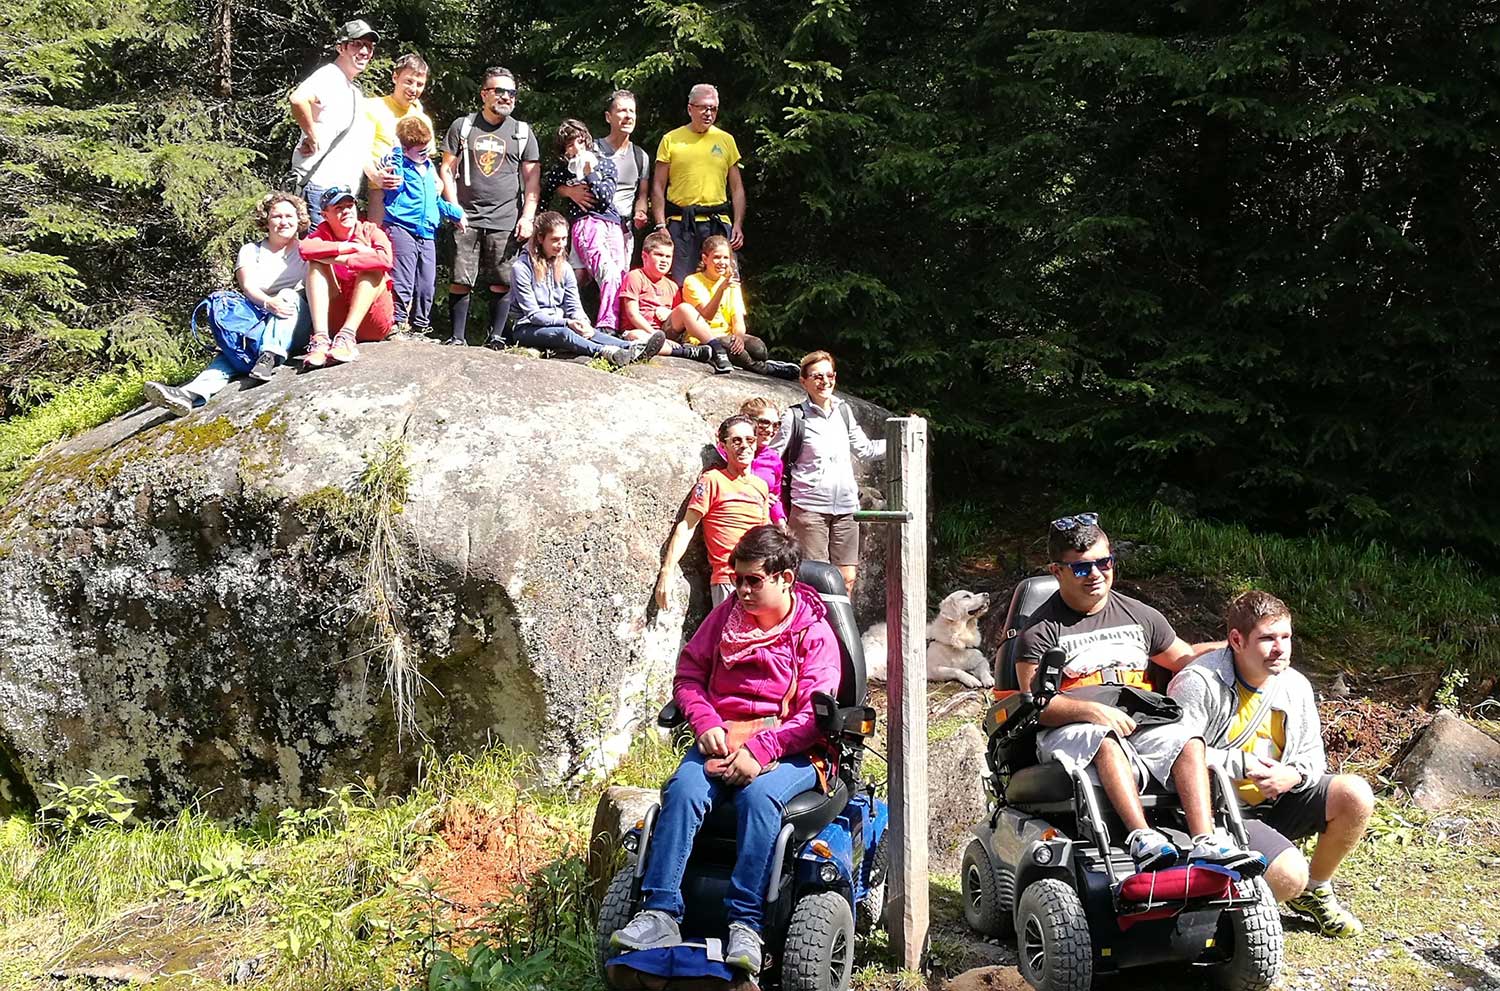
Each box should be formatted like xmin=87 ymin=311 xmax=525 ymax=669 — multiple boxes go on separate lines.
xmin=928 ymin=723 xmax=990 ymax=875
xmin=1393 ymin=711 xmax=1500 ymax=810
xmin=0 ymin=344 xmax=892 ymax=816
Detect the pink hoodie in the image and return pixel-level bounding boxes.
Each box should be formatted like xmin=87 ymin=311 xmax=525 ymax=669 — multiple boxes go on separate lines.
xmin=673 ymin=583 xmax=841 ymax=768
xmin=716 ymin=444 xmax=786 ymax=524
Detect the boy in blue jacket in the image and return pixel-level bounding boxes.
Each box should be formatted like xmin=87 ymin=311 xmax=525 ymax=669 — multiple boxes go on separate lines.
xmin=383 ymin=116 xmax=466 ymax=334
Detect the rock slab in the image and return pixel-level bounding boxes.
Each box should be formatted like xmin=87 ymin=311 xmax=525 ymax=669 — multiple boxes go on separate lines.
xmin=0 ymin=345 xmax=892 ymax=816
xmin=927 ymin=723 xmax=990 ymax=875
xmin=1393 ymin=711 xmax=1500 ymax=810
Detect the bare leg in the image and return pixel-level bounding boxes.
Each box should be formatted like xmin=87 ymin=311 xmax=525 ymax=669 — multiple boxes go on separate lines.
xmin=1094 ymin=737 xmax=1150 ymax=833
xmin=838 ymin=565 xmax=857 ymax=596
xmin=1170 ymin=737 xmax=1218 ymax=837
xmin=334 ymin=271 xmax=385 ymax=334
xmin=1265 ymin=847 xmax=1310 ymax=902
xmin=305 ymin=262 xmax=338 ymax=341
xmin=1307 ymin=775 xmax=1374 ymax=882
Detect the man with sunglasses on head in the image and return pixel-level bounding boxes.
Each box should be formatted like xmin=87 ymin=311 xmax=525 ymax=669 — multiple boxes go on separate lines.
xmin=440 ymin=66 xmax=540 ymax=347
xmin=655 ymin=415 xmax=771 ymax=611
xmin=1011 ymin=513 xmax=1265 ymax=875
xmin=650 ymin=83 xmax=746 ymax=286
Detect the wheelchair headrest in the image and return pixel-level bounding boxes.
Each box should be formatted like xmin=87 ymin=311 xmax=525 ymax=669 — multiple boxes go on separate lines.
xmin=993 ymin=574 xmax=1061 ymax=692
xmin=797 ymin=560 xmax=866 ymax=707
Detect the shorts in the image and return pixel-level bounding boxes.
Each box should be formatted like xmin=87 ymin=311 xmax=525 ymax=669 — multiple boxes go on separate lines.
xmin=1241 ymin=774 xmax=1333 ymax=863
xmin=1037 ymin=720 xmax=1194 ymax=791
xmin=328 ymin=276 xmax=395 ymax=342
xmin=453 ymin=227 xmax=522 ymax=288
xmin=788 ymin=507 xmax=858 ymax=567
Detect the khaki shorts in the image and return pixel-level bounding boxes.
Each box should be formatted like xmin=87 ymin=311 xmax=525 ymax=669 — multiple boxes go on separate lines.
xmin=788 ymin=507 xmax=859 ymax=567
xmin=453 ymin=227 xmax=522 ymax=288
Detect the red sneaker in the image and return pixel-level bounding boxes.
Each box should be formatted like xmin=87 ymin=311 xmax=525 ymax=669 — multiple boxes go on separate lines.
xmin=302 ymin=334 xmax=332 ymax=368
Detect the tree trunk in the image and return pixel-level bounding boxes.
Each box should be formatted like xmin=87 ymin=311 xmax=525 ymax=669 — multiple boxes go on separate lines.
xmin=210 ymin=0 xmax=232 ymax=97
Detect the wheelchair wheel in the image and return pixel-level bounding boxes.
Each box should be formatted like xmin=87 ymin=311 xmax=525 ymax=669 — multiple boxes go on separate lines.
xmin=1210 ymin=878 xmax=1284 ymax=991
xmin=856 ymin=834 xmax=888 ymax=934
xmin=596 ymin=864 xmax=637 ymax=985
xmin=960 ymin=838 xmax=1012 ymax=937
xmin=782 ymin=890 xmax=856 ymax=991
xmin=1016 ymin=879 xmax=1092 ymax=991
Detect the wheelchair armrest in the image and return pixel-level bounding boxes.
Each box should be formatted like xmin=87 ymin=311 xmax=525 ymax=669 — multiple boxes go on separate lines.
xmin=657 ymin=701 xmax=685 ymax=728
xmin=814 ymin=692 xmax=877 ymax=740
xmin=1031 ymin=647 xmax=1066 ymax=702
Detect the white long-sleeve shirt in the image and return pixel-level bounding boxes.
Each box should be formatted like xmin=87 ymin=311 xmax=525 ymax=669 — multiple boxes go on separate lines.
xmin=772 ymin=396 xmax=886 ymax=515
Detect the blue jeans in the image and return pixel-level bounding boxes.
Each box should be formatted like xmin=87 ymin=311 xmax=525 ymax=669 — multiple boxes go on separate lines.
xmin=386 ymin=223 xmax=437 ymax=329
xmin=641 ymin=748 xmax=819 ymax=932
xmin=512 ymin=321 xmax=633 ymax=357
xmin=183 ymin=293 xmax=311 ymax=403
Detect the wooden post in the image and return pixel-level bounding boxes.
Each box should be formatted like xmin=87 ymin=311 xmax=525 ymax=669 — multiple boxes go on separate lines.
xmin=883 ymin=416 xmax=928 ymax=970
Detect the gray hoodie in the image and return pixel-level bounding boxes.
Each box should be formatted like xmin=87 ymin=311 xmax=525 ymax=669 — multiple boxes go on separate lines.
xmin=1167 ymin=647 xmax=1325 ymax=793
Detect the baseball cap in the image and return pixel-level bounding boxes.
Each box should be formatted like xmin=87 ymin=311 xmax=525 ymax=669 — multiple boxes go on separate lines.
xmin=335 ymin=19 xmax=380 ymax=43
xmin=319 ymin=186 xmax=358 ymax=210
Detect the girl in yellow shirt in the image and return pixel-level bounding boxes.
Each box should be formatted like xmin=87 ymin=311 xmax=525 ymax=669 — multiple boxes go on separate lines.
xmin=678 ymin=237 xmax=797 ymax=379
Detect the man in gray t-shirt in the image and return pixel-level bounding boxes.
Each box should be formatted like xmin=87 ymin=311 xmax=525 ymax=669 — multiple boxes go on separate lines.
xmin=557 ymin=89 xmax=651 ymax=260
xmin=439 ymin=66 xmax=541 ymax=347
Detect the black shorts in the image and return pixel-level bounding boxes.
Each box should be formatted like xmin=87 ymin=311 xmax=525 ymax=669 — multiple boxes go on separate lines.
xmin=452 ymin=227 xmax=521 ymax=288
xmin=1242 ymin=774 xmax=1332 ymax=864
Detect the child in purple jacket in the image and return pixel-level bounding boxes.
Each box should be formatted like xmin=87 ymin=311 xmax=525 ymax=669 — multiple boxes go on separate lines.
xmin=610 ymin=525 xmax=839 ymax=977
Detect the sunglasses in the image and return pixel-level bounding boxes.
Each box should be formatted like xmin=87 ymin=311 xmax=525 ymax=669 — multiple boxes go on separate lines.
xmin=803 ymin=372 xmax=835 ymax=382
xmin=732 ymin=572 xmax=780 ymax=590
xmin=1050 ymin=512 xmax=1099 ymax=532
xmin=1055 ymin=556 xmax=1114 ymax=579
xmin=754 ymin=418 xmax=779 ymax=429
xmin=724 ymin=436 xmax=757 ymax=449
xmin=484 ymin=86 xmax=518 ymax=96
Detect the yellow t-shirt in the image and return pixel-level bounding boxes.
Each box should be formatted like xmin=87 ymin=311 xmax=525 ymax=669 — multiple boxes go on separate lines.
xmin=367 ymin=96 xmax=436 ymax=160
xmin=681 ymin=273 xmax=746 ymax=338
xmin=656 ymin=125 xmax=741 ymax=212
xmin=1230 ymin=682 xmax=1287 ymax=805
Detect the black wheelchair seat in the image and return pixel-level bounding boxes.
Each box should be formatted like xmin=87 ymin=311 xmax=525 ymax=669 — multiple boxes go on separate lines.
xmin=1005 ymin=762 xmax=1075 ymax=806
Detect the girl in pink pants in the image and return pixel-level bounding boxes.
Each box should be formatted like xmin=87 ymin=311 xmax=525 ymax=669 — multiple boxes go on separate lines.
xmin=541 ymin=118 xmax=629 ymax=329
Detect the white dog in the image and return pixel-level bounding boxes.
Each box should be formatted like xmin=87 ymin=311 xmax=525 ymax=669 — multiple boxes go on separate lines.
xmin=863 ymin=589 xmax=993 ymax=688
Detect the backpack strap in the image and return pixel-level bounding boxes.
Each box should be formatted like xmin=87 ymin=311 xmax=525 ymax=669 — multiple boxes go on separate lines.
xmin=460 ymin=113 xmax=476 ymax=187
xmin=779 ymin=404 xmax=806 ymax=513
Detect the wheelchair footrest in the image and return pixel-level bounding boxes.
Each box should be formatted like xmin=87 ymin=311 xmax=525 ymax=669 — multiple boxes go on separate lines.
xmin=1115 ymin=863 xmax=1237 ymax=929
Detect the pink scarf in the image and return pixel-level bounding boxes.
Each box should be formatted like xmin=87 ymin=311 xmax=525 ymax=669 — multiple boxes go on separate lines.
xmin=719 ymin=600 xmax=795 ymax=668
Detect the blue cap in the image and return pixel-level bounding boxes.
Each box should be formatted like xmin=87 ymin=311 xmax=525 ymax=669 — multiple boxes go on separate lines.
xmin=319 ymin=186 xmax=358 ymax=210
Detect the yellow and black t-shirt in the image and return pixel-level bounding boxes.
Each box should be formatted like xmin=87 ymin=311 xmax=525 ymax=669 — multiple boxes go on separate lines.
xmin=1229 ymin=681 xmax=1286 ymax=805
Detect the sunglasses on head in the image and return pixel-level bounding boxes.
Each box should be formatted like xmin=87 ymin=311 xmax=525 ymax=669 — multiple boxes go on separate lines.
xmin=1055 ymin=556 xmax=1114 ymax=579
xmin=1050 ymin=512 xmax=1099 ymax=532
xmin=732 ymin=571 xmax=781 ymax=590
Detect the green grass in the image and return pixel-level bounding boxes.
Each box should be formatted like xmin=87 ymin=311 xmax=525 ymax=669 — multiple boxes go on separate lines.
xmin=1110 ymin=502 xmax=1500 ymax=674
xmin=0 ymin=356 xmax=201 ymax=503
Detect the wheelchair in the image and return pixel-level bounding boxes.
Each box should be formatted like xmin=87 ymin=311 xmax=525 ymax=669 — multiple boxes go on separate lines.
xmin=960 ymin=575 xmax=1283 ymax=991
xmin=597 ymin=560 xmax=890 ymax=991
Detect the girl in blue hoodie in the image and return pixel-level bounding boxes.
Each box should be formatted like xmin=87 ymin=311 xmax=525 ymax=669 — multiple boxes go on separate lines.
xmin=382 ymin=116 xmax=466 ymax=334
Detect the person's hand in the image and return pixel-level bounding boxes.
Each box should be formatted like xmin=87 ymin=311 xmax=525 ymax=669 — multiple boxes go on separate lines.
xmin=1085 ymin=702 xmax=1136 ymax=737
xmin=719 ymin=747 xmax=763 ymax=786
xmin=558 ymin=184 xmax=597 ymax=210
xmin=298 ymin=133 xmax=318 ymax=157
xmin=456 ymin=215 xmax=469 ymax=234
xmin=654 ymin=574 xmax=671 ymax=611
xmin=633 ymin=207 xmax=648 ymax=229
xmin=652 ymin=305 xmax=672 ymax=324
xmin=1247 ymin=761 xmax=1301 ymax=801
xmin=697 ymin=727 xmax=728 ymax=757
xmin=730 ymin=223 xmax=744 ymax=250
xmin=376 ymin=166 xmax=401 ymax=191
xmin=265 ymin=296 xmax=296 ymax=319
xmin=725 ymin=334 xmax=746 ymax=356
xmin=567 ymin=318 xmax=594 ymax=338
xmin=517 ymin=215 xmax=534 ymax=240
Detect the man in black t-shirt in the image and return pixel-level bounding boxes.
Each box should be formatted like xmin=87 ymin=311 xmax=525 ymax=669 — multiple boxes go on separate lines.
xmin=1011 ymin=513 xmax=1264 ymax=875
xmin=439 ymin=66 xmax=541 ymax=348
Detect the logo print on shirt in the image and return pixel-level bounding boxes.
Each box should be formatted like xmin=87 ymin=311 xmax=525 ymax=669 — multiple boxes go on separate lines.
xmin=474 ymin=134 xmax=505 ymax=177
xmin=711 ymin=144 xmax=724 ymax=157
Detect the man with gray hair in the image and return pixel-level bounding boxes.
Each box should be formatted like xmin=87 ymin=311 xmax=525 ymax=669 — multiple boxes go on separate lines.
xmin=650 ymin=83 xmax=746 ymax=285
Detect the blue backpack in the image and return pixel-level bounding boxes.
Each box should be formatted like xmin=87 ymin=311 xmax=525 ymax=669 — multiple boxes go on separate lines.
xmin=191 ymin=290 xmax=268 ymax=374
xmin=604 ymin=943 xmax=736 ymax=990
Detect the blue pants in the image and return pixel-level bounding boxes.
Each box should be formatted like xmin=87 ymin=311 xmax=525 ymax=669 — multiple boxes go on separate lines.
xmin=386 ymin=223 xmax=437 ymax=329
xmin=512 ymin=321 xmax=633 ymax=357
xmin=641 ymin=748 xmax=819 ymax=932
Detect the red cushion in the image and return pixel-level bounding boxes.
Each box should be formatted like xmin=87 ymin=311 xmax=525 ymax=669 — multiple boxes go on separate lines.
xmin=1118 ymin=863 xmax=1233 ymax=904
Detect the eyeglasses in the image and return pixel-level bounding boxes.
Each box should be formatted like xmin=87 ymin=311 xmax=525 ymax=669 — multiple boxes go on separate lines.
xmin=732 ymin=572 xmax=775 ymax=590
xmin=1055 ymin=556 xmax=1114 ymax=579
xmin=1050 ymin=512 xmax=1099 ymax=532
xmin=690 ymin=103 xmax=719 ymax=113
xmin=804 ymin=372 xmax=835 ymax=382
xmin=484 ymin=86 xmax=517 ymax=96
xmin=754 ymin=418 xmax=779 ymax=429
xmin=724 ymin=436 xmax=757 ymax=448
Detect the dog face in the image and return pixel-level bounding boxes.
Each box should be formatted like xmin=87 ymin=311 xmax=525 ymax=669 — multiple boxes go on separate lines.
xmin=937 ymin=589 xmax=989 ymax=625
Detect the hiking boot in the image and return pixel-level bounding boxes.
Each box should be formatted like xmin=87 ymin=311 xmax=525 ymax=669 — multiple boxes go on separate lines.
xmin=1187 ymin=829 xmax=1266 ymax=877
xmin=602 ymin=345 xmax=633 ymax=369
xmin=724 ymin=922 xmax=763 ymax=974
xmin=247 ymin=351 xmax=279 ymax=382
xmin=639 ymin=330 xmax=666 ymax=361
xmin=143 ymin=381 xmax=195 ymax=418
xmin=328 ymin=331 xmax=360 ymax=364
xmin=762 ymin=359 xmax=800 ymax=381
xmin=483 ymin=338 xmax=508 ymax=352
xmin=610 ymin=909 xmax=682 ymax=951
xmin=678 ymin=344 xmax=713 ymax=363
xmin=710 ymin=348 xmax=733 ymax=374
xmin=442 ymin=337 xmax=466 ymax=346
xmin=1287 ymin=882 xmax=1364 ymax=937
xmin=1126 ymin=827 xmax=1179 ymax=872
xmin=302 ymin=334 xmax=333 ymax=368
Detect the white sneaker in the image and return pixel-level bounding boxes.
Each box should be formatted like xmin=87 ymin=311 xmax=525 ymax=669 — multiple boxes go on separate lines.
xmin=1126 ymin=827 xmax=1179 ymax=872
xmin=1188 ymin=828 xmax=1267 ymax=877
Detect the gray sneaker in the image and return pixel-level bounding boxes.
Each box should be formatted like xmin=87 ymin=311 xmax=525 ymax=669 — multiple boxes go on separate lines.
xmin=143 ymin=381 xmax=195 ymax=418
xmin=248 ymin=351 xmax=278 ymax=382
xmin=639 ymin=330 xmax=667 ymax=361
xmin=725 ymin=921 xmax=762 ymax=974
xmin=602 ymin=345 xmax=634 ymax=369
xmin=610 ymin=909 xmax=682 ymax=951
xmin=678 ymin=344 xmax=713 ymax=363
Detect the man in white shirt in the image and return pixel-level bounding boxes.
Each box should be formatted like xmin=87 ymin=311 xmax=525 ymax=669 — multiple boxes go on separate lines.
xmin=289 ymin=19 xmax=379 ymax=226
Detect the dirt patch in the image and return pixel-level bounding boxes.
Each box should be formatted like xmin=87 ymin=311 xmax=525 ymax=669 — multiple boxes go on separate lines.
xmin=413 ymin=799 xmax=577 ymax=925
xmin=1319 ymin=698 xmax=1431 ymax=775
